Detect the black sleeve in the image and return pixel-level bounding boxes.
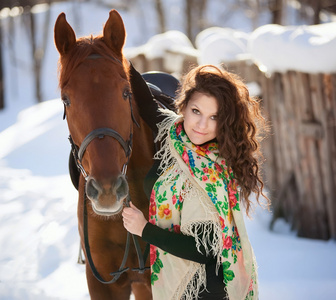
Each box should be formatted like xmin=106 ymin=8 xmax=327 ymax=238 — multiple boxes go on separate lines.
xmin=142 ymin=222 xmax=216 ymax=264
xmin=129 ymin=63 xmax=165 ymax=134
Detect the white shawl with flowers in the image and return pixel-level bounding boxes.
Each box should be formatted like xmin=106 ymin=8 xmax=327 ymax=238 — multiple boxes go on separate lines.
xmin=148 ymin=111 xmax=258 ymax=300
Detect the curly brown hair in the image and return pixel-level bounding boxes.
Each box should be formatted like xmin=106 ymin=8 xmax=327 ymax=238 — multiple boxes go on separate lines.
xmin=175 ymin=65 xmax=270 ymax=214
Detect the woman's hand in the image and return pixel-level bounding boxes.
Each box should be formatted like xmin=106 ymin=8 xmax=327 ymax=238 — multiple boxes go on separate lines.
xmin=122 ymin=202 xmax=148 ymax=237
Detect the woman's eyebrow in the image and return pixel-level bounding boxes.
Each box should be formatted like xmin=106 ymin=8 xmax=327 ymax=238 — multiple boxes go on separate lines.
xmin=191 ymin=103 xmax=217 ymax=115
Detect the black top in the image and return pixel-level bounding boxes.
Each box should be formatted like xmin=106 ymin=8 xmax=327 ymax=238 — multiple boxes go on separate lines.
xmin=129 ymin=63 xmax=227 ymax=299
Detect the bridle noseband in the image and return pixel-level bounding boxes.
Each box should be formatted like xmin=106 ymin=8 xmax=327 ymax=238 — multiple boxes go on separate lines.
xmin=69 ymin=127 xmax=133 ymax=180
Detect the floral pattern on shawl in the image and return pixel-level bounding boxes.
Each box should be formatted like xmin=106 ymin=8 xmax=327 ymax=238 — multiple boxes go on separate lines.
xmin=171 ymin=121 xmax=244 ymax=284
xmin=149 ymin=167 xmax=185 ymax=285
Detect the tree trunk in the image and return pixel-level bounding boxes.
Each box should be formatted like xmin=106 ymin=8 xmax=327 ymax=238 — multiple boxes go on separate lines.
xmin=28 ymin=8 xmax=42 ymax=103
xmin=197 ymin=0 xmax=207 ymax=33
xmin=186 ymin=0 xmax=192 ymax=43
xmin=185 ymin=0 xmax=207 ymax=45
xmin=270 ymin=0 xmax=283 ymax=24
xmin=312 ymin=0 xmax=322 ymax=24
xmin=26 ymin=2 xmax=51 ymax=103
xmin=155 ymin=0 xmax=166 ymax=33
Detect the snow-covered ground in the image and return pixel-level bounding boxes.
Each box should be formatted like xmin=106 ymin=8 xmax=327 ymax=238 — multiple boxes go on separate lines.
xmin=1 ymin=1 xmax=336 ymax=299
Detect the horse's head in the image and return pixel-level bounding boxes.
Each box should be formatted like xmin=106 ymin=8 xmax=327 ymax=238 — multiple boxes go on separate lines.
xmin=54 ymin=10 xmax=136 ymax=216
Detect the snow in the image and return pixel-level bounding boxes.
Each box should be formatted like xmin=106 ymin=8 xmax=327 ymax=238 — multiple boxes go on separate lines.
xmin=196 ymin=22 xmax=336 ymax=73
xmin=142 ymin=30 xmax=195 ymax=59
xmin=249 ymin=22 xmax=336 ymax=74
xmin=196 ymin=28 xmax=249 ymax=65
xmin=125 ymin=18 xmax=336 ymax=74
xmin=1 ymin=1 xmax=336 ymax=300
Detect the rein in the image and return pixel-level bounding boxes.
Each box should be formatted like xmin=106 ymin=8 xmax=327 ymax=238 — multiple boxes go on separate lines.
xmin=73 ymin=125 xmax=150 ymax=284
xmin=83 ymin=190 xmax=150 ymax=284
xmin=65 ymin=53 xmax=149 ymax=284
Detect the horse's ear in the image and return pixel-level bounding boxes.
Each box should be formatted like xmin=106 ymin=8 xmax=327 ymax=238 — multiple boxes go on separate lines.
xmin=103 ymin=10 xmax=126 ymax=55
xmin=54 ymin=12 xmax=76 ymax=55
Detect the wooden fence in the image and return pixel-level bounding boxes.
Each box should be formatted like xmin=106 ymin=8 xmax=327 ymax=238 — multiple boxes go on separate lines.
xmin=129 ymin=53 xmax=336 ymax=240
xmin=226 ymin=60 xmax=336 ymax=240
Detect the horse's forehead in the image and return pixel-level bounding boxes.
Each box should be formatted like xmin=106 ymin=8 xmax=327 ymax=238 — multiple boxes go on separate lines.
xmin=70 ymin=58 xmax=128 ymax=86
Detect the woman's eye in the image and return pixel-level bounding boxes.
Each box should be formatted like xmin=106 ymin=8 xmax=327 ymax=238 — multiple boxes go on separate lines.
xmin=210 ymin=115 xmax=217 ymax=121
xmin=61 ymin=94 xmax=70 ymax=106
xmin=192 ymin=108 xmax=199 ymax=114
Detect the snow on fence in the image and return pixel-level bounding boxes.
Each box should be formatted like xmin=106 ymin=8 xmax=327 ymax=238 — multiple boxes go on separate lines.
xmin=124 ymin=30 xmax=199 ymax=76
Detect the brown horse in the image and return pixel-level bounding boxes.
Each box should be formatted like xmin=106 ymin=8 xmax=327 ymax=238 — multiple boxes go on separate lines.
xmin=54 ymin=10 xmax=154 ymax=300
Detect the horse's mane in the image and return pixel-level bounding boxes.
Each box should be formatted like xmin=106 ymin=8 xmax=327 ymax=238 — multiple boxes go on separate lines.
xmin=58 ymin=35 xmax=128 ymax=89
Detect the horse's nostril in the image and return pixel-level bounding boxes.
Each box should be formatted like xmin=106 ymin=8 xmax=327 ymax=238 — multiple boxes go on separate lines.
xmin=86 ymin=177 xmax=101 ymax=200
xmin=86 ymin=175 xmax=128 ymax=203
xmin=115 ymin=175 xmax=129 ymax=201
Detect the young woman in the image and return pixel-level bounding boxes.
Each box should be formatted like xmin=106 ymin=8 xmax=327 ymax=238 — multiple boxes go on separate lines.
xmin=124 ymin=63 xmax=269 ymax=300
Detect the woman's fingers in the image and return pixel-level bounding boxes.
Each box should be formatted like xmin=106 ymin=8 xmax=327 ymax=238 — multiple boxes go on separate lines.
xmin=123 ymin=202 xmax=137 ymax=215
xmin=129 ymin=201 xmax=139 ymax=211
xmin=122 ymin=202 xmax=147 ymax=236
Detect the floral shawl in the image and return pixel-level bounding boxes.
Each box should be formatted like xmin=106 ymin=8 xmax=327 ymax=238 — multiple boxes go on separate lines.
xmin=148 ymin=111 xmax=258 ymax=300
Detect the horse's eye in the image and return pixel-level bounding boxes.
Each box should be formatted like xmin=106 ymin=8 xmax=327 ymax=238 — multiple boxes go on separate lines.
xmin=61 ymin=94 xmax=71 ymax=106
xmin=123 ymin=89 xmax=132 ymax=100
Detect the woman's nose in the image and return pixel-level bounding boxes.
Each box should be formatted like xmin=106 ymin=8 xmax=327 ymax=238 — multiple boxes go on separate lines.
xmin=197 ymin=117 xmax=207 ymax=129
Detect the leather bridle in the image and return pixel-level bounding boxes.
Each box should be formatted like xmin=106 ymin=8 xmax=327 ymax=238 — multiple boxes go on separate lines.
xmin=68 ymin=127 xmax=133 ymax=180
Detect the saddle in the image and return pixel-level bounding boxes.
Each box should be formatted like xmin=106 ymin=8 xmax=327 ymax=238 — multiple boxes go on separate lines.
xmin=142 ymin=71 xmax=179 ymax=112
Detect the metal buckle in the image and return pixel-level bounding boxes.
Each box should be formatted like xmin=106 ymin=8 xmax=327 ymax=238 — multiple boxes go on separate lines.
xmin=122 ymin=164 xmax=127 ymax=175
xmin=77 ymin=159 xmax=89 ymax=180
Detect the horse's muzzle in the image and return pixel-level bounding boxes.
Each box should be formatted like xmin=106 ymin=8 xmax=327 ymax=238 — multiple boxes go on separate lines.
xmin=86 ymin=174 xmax=129 ymax=216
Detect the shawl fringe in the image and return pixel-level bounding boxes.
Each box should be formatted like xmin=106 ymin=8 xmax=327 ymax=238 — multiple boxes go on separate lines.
xmin=181 ymin=186 xmax=224 ymax=274
xmin=173 ymin=264 xmax=206 ymax=300
xmin=154 ymin=109 xmax=181 ymax=174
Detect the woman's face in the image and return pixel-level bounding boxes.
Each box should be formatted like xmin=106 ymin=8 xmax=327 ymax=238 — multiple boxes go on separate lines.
xmin=182 ymin=92 xmax=218 ymax=145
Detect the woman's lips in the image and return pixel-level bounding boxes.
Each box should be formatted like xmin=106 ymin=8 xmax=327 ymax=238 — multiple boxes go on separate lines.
xmin=193 ymin=129 xmax=206 ymax=135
